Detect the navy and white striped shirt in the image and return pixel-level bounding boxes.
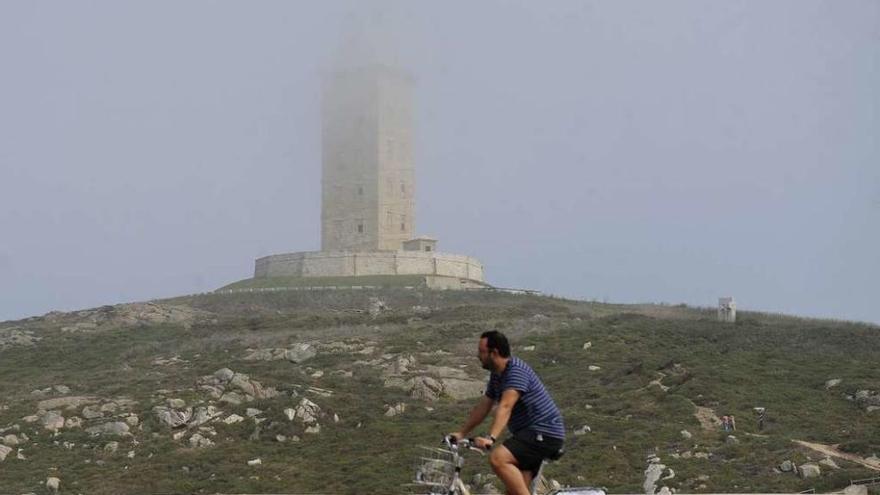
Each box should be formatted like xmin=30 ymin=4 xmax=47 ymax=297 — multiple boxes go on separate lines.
xmin=485 ymin=356 xmax=565 ymax=439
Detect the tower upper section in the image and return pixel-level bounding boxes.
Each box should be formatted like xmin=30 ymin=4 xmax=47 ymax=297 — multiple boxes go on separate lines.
xmin=321 ymin=65 xmax=415 ymax=252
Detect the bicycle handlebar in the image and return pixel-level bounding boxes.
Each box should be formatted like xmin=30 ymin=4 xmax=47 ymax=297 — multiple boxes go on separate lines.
xmin=443 ymin=435 xmax=489 ymax=452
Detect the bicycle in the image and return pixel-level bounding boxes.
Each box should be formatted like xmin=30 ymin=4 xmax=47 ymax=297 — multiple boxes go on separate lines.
xmin=410 ymin=435 xmax=607 ymax=495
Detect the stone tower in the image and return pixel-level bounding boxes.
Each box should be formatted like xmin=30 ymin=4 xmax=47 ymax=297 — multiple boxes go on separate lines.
xmin=321 ymin=65 xmax=415 ymax=252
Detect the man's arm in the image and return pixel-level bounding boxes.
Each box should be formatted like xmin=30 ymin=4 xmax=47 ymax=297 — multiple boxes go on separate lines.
xmin=453 ymin=395 xmax=495 ymax=438
xmin=487 ymin=388 xmax=520 ymax=440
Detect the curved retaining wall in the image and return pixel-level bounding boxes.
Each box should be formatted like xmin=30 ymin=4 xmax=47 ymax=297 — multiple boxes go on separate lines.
xmin=254 ymin=250 xmax=485 ymax=283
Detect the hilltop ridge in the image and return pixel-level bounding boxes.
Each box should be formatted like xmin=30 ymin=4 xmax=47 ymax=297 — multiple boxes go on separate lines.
xmin=0 ymin=289 xmax=878 ymax=494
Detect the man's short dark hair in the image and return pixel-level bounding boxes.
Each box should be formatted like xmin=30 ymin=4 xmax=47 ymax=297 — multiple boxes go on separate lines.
xmin=480 ymin=330 xmax=511 ymax=358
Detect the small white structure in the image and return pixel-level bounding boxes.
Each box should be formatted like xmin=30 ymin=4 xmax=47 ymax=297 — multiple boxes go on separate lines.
xmin=718 ymin=297 xmax=736 ymax=323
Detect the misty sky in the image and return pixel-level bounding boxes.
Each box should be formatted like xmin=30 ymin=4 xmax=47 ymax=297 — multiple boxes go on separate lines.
xmin=1 ymin=1 xmax=878 ymax=324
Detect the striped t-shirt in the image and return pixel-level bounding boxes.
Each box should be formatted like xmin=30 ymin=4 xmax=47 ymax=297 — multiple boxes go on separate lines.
xmin=485 ymin=356 xmax=565 ymax=439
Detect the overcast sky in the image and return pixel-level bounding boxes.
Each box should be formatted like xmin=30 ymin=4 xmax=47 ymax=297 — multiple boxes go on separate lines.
xmin=1 ymin=1 xmax=878 ymax=324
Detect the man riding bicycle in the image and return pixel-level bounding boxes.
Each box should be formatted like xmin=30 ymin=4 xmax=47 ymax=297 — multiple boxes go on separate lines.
xmin=449 ymin=331 xmax=566 ymax=495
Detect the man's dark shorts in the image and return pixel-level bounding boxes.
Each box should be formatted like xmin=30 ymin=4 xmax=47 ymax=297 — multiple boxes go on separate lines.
xmin=502 ymin=430 xmax=564 ymax=472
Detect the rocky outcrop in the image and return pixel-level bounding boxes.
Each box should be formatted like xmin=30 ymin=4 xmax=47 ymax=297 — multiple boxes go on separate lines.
xmin=0 ymin=327 xmax=40 ymax=348
xmin=243 ymin=343 xmax=317 ymax=363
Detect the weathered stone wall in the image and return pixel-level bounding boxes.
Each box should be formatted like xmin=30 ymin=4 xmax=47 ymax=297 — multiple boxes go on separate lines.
xmin=254 ymin=250 xmax=485 ymax=283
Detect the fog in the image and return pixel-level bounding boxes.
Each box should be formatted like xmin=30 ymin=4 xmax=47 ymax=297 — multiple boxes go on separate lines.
xmin=1 ymin=1 xmax=877 ymax=323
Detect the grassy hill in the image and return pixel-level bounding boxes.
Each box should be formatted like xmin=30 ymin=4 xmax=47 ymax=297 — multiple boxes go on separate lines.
xmin=0 ymin=289 xmax=878 ymax=494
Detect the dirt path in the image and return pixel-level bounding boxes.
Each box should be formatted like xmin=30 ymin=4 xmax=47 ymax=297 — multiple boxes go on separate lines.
xmin=793 ymin=440 xmax=880 ymax=472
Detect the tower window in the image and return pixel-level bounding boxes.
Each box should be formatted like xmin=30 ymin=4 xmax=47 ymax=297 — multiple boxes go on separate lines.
xmin=424 ymin=246 xmax=432 ymax=252
xmin=357 ymin=224 xmax=364 ymax=233
xmin=400 ymin=183 xmax=406 ymax=193
xmin=357 ymin=186 xmax=363 ymax=196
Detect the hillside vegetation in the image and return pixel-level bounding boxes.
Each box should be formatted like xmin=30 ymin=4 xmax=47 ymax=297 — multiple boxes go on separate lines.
xmin=0 ymin=289 xmax=878 ymax=494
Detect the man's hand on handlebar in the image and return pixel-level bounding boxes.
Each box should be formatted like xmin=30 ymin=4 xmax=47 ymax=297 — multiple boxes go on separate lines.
xmin=472 ymin=436 xmax=494 ymax=450
xmin=444 ymin=433 xmax=492 ymax=451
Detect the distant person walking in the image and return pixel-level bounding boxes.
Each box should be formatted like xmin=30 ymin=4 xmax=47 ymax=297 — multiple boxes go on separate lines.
xmin=449 ymin=331 xmax=565 ymax=495
xmin=755 ymin=407 xmax=766 ymax=431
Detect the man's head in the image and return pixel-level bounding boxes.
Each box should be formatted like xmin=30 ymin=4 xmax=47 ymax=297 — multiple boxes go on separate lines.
xmin=478 ymin=330 xmax=511 ymax=371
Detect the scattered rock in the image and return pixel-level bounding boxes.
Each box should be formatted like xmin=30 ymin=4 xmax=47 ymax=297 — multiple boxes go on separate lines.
xmin=583 ymin=342 xmax=592 ymax=350
xmin=41 ymin=411 xmax=65 ymax=431
xmin=825 ymin=378 xmax=842 ymax=389
xmin=219 ymin=392 xmax=244 ymax=405
xmin=104 ymin=441 xmax=119 ymax=453
xmin=680 ymin=430 xmax=692 ymax=440
xmin=224 ymin=414 xmax=245 ymax=424
xmin=246 ymin=408 xmax=262 ymax=417
xmin=85 ymin=421 xmax=131 ymax=437
xmin=368 ymin=297 xmax=389 ymax=317
xmin=53 ymin=385 xmax=71 ymax=394
xmin=167 ymin=398 xmax=186 ymax=409
xmin=65 ymin=417 xmax=83 ymax=429
xmin=0 ymin=444 xmax=12 ymax=461
xmin=247 ymin=458 xmax=262 ymax=466
xmin=798 ymin=463 xmax=821 ymax=479
xmin=408 ymin=376 xmax=444 ymax=401
xmin=189 ymin=433 xmax=214 ymax=448
xmin=574 ymin=425 xmax=591 ymax=436
xmin=46 ymin=477 xmax=61 ymax=494
xmin=843 ymin=485 xmax=868 ymax=495
xmin=725 ymin=435 xmax=739 ymax=445
xmin=38 ymin=396 xmax=97 ymax=411
xmin=819 ymin=457 xmax=840 ymax=470
xmin=293 ymin=398 xmax=322 ymax=425
xmin=385 ymin=403 xmax=406 ymax=417
xmin=153 ymin=406 xmax=193 ymax=428
xmin=283 ymin=408 xmax=296 ymax=421
xmin=779 ymin=460 xmax=794 ymax=472
xmin=286 ymin=343 xmax=317 ymax=363
xmin=125 ymin=414 xmax=139 ymax=426
xmin=82 ymin=405 xmax=103 ymax=419
xmin=214 ymin=368 xmax=235 ymax=382
xmin=643 ymin=458 xmax=668 ymax=495
xmin=588 ymin=365 xmax=601 ymax=371
xmin=189 ymin=406 xmax=221 ymax=427
xmin=305 ymin=424 xmax=321 ymax=434
xmin=522 ymin=345 xmax=536 ymax=351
